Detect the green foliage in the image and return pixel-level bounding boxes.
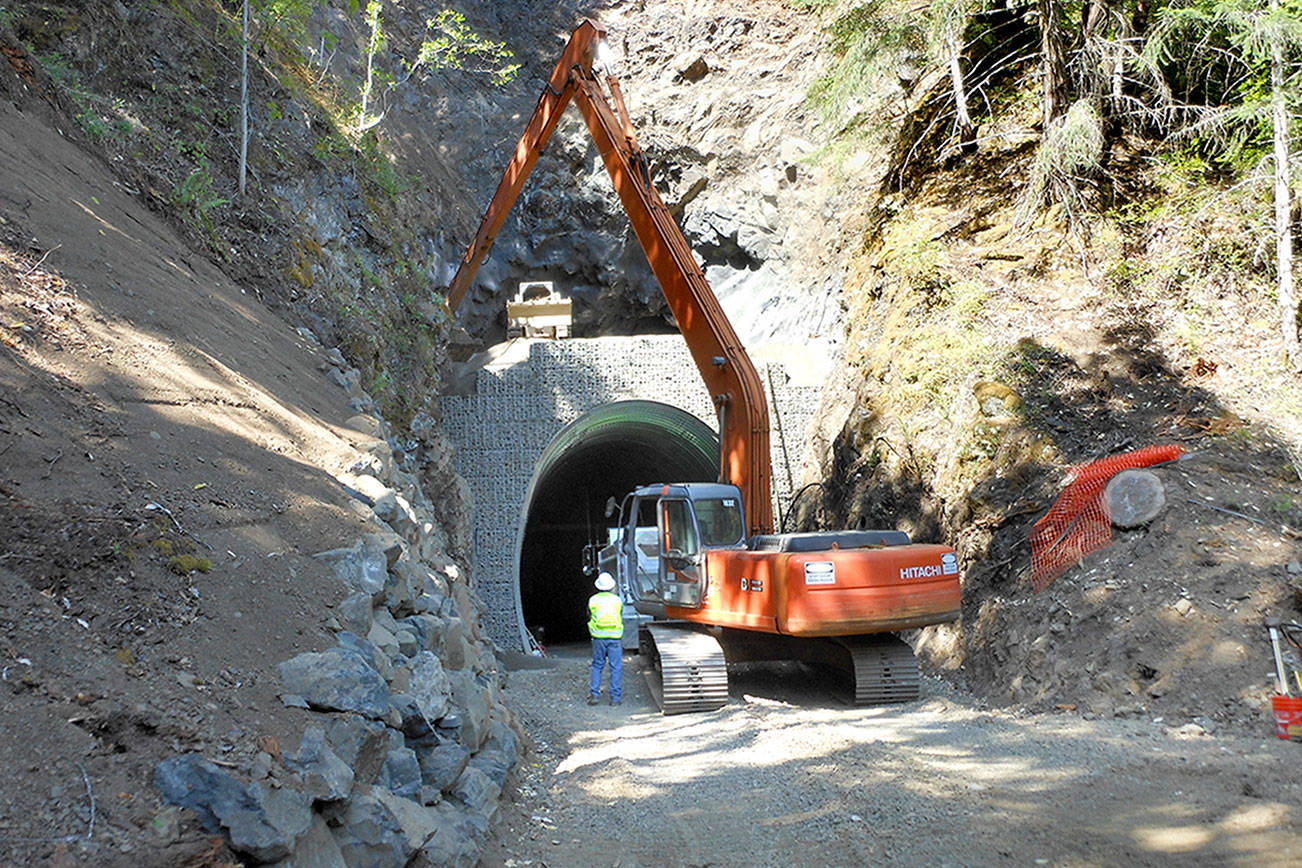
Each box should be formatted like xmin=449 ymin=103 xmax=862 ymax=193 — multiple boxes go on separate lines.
xmin=357 ymin=0 xmax=386 ymax=129
xmin=1272 ymin=493 xmax=1302 ymax=524
xmin=173 ymin=142 xmax=227 ymax=226
xmin=1023 ymin=99 xmax=1105 ymax=221
xmin=848 ymin=214 xmax=996 ymax=417
xmin=76 ymin=108 xmax=111 ymax=139
xmin=364 ymin=0 xmax=385 ymax=54
xmin=1155 ymin=148 xmax=1220 ymax=181
xmin=36 ymin=50 xmax=134 ymax=143
xmin=35 ymin=50 xmax=77 ymax=85
xmin=355 ymin=5 xmax=518 ymax=132
xmin=168 ymin=554 xmax=212 ymax=574
xmin=413 ymin=9 xmax=520 ymax=86
xmin=175 ymin=167 xmax=227 ymax=219
xmin=809 ymin=1 xmax=923 ymax=125
xmin=256 ymin=0 xmax=318 ymax=43
xmin=358 ymin=133 xmax=405 ymax=195
xmin=311 ymin=132 xmax=350 ymax=163
xmin=1148 ymin=0 xmax=1302 ymax=169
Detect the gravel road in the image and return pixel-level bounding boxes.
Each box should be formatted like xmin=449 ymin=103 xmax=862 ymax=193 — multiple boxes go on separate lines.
xmin=482 ymin=645 xmax=1301 ymax=867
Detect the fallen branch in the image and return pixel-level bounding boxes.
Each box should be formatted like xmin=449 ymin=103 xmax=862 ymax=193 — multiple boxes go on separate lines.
xmin=21 ymin=244 xmax=60 ymax=277
xmin=76 ymin=762 xmax=95 ymax=840
xmin=41 ymin=449 xmax=62 ymax=479
xmin=1185 ymin=497 xmax=1302 ymax=540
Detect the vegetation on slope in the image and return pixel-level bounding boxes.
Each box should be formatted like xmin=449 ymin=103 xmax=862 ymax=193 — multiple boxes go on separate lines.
xmin=795 ymin=0 xmax=1302 ymax=724
xmin=0 ymin=0 xmax=516 ymax=427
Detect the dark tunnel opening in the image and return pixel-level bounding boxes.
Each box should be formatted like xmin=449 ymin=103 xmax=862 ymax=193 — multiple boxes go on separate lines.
xmin=517 ymin=400 xmax=719 ymax=648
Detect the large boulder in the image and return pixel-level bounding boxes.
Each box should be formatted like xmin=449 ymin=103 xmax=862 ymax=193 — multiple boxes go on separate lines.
xmin=412 ymin=738 xmax=470 ymax=793
xmin=266 ymin=814 xmax=345 ymax=868
xmin=447 ymin=670 xmax=492 ymax=751
xmin=378 ymin=744 xmax=423 ymax=801
xmin=155 ymin=755 xmax=313 ymax=862
xmin=276 ymin=645 xmax=390 ymax=719
xmin=471 ymin=720 xmax=519 ymax=788
xmin=323 ymin=715 xmax=391 ymax=787
xmin=409 ymin=651 xmax=451 ymax=721
xmin=335 ymin=591 xmax=374 ymax=635
xmin=450 ymin=765 xmax=501 ymax=823
xmin=412 ymin=801 xmax=489 ymax=868
xmin=285 ymin=727 xmax=354 ymax=803
xmin=313 ymin=541 xmax=388 ymax=597
xmin=330 ymin=789 xmax=409 ymax=868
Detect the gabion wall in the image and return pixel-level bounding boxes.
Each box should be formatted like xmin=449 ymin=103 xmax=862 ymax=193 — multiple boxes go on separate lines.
xmin=440 ymin=335 xmax=821 ymax=650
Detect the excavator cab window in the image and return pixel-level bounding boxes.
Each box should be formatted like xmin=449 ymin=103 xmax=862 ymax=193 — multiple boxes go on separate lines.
xmin=694 ymin=497 xmax=745 ymax=547
xmin=658 ymin=497 xmax=704 ymax=607
xmin=626 ymin=495 xmax=662 ymax=602
xmin=659 ymin=499 xmax=699 ymax=561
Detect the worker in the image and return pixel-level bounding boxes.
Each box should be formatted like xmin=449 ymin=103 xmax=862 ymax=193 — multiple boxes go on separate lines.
xmin=587 ymin=571 xmax=623 ymax=706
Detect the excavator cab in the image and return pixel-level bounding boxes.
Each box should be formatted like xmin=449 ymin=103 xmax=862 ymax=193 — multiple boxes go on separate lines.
xmin=601 ymin=483 xmax=747 ymax=612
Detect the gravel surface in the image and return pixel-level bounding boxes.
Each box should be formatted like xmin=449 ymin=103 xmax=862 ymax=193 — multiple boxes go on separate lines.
xmin=483 ymin=645 xmax=1301 ymax=868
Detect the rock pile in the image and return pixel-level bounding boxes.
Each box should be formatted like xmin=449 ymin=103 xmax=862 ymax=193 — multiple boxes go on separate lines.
xmin=155 ymin=348 xmax=518 ymax=867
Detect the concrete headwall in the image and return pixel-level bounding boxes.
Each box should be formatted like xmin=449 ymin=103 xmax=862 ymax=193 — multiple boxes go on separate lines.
xmin=440 ymin=335 xmax=822 ymax=650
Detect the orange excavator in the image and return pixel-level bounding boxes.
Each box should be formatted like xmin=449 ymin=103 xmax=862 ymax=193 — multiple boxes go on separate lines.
xmin=448 ymin=20 xmax=961 ymax=712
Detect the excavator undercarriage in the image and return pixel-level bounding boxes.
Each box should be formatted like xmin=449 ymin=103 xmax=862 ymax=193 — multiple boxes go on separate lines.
xmin=639 ymin=622 xmax=923 ymax=714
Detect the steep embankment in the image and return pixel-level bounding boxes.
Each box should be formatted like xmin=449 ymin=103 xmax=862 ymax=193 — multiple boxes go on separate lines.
xmin=788 ymin=29 xmax=1302 ymax=734
xmin=0 ymin=37 xmax=513 ymax=868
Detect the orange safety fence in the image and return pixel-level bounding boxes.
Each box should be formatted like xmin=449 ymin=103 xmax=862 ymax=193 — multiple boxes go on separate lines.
xmin=1029 ymin=444 xmax=1185 ymax=592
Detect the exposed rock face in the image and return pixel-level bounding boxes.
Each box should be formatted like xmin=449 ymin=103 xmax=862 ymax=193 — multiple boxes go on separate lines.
xmin=351 ymin=1 xmax=852 ymax=361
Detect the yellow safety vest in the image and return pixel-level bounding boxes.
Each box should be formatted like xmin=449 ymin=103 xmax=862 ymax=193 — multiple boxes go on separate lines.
xmin=588 ymin=591 xmax=624 ymax=639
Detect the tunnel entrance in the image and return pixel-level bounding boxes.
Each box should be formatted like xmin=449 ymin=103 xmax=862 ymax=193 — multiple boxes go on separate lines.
xmin=516 ymin=400 xmax=719 ymax=649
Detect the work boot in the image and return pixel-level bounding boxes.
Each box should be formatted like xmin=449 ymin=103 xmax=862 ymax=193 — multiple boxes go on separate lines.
xmin=587 ymin=695 xmax=599 ymax=706
xmin=611 ymin=699 xmax=621 ymax=706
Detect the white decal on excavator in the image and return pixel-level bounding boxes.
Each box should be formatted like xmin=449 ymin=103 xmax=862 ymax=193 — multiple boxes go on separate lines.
xmin=900 ymin=564 xmax=943 ymax=580
xmin=805 ymin=562 xmax=836 ymax=585
xmin=942 ymin=552 xmax=959 ymax=575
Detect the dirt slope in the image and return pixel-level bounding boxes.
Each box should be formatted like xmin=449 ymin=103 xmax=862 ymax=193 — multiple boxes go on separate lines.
xmin=0 ymin=77 xmax=390 ymax=866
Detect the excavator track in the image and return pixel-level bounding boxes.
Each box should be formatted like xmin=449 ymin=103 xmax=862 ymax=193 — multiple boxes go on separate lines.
xmin=640 ymin=623 xmax=728 ymax=714
xmin=834 ymin=635 xmax=921 ymax=705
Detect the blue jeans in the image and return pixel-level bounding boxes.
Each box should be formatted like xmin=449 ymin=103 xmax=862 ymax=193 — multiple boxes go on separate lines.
xmin=590 ymin=637 xmax=622 ymax=702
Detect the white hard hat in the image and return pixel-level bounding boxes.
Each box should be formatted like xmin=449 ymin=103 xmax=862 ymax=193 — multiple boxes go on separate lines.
xmin=594 ymin=572 xmax=616 ymax=591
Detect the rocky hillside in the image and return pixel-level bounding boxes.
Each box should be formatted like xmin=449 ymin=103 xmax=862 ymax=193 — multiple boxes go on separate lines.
xmin=0 ymin=4 xmax=521 ymax=863
xmin=3 ymin=0 xmax=1302 ymax=864
xmin=448 ymin=0 xmax=854 ymax=362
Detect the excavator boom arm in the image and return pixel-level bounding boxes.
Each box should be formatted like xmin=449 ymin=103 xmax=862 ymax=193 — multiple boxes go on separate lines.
xmin=445 ymin=23 xmax=599 ymax=311
xmin=447 ymin=20 xmax=773 ymax=534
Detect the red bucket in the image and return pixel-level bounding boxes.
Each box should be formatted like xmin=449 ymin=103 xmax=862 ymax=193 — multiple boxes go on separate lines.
xmin=1270 ymin=695 xmax=1302 ymax=740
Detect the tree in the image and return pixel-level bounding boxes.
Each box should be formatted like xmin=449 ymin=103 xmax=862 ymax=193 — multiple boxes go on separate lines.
xmin=358 ymin=0 xmax=384 ymax=131
xmin=1269 ymin=0 xmax=1301 ymax=366
xmin=934 ymin=0 xmax=977 ymax=150
xmin=357 ymin=5 xmax=518 ymax=133
xmin=238 ymin=0 xmax=249 ymax=198
xmin=1038 ymin=0 xmax=1069 ymax=127
xmin=1149 ymin=0 xmax=1302 ymax=365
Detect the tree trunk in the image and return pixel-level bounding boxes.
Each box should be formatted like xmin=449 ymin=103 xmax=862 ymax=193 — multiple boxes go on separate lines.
xmin=360 ymin=3 xmax=380 ymax=131
xmin=946 ymin=27 xmax=976 ymax=152
xmin=1271 ymin=0 xmax=1301 ymax=365
xmin=238 ymin=0 xmax=248 ymax=198
xmin=1038 ymin=0 xmax=1068 ymax=127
